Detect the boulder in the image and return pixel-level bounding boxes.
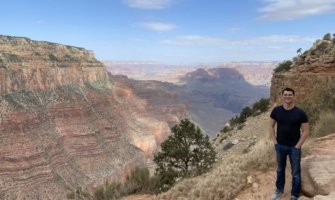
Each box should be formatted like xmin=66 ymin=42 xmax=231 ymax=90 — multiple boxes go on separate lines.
xmin=301 ymin=134 xmax=335 ymax=197
xmin=301 ymin=155 xmax=335 ymax=196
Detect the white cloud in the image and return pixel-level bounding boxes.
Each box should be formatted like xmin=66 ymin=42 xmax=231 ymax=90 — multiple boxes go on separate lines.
xmin=228 ymin=27 xmax=241 ymax=33
xmin=161 ymin=35 xmax=225 ymax=45
xmin=137 ymin=22 xmax=176 ymax=32
xmin=258 ymin=0 xmax=335 ymax=21
xmin=231 ymin=35 xmax=315 ymax=46
xmin=161 ymin=34 xmax=315 ymax=48
xmin=123 ymin=0 xmax=172 ymax=9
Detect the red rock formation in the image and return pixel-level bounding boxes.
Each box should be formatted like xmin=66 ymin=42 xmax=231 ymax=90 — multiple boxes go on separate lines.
xmin=270 ymin=39 xmax=335 ymax=105
xmin=0 ymin=35 xmax=108 ymax=94
xmin=0 ymin=36 xmax=187 ymax=199
xmin=0 ymin=87 xmax=148 ymax=199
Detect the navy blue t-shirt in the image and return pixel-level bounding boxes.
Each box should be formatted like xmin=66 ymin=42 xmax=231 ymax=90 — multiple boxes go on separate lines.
xmin=270 ymin=105 xmax=308 ymax=146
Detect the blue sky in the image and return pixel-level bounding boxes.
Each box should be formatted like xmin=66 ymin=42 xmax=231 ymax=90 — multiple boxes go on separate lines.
xmin=1 ymin=0 xmax=335 ymax=64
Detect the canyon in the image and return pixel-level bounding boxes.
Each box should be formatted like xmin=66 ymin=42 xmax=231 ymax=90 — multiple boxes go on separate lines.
xmin=0 ymin=36 xmax=187 ymax=199
xmin=107 ymin=63 xmax=273 ymax=137
xmin=1 ymin=33 xmax=334 ymax=200
xmin=156 ymin=35 xmax=335 ymax=200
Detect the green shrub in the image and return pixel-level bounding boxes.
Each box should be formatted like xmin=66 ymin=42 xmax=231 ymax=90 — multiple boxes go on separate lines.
xmin=154 ymin=119 xmax=216 ymax=192
xmin=220 ymin=126 xmax=233 ymax=133
xmin=239 ymin=106 xmax=252 ymax=121
xmin=8 ymin=54 xmax=22 ymax=62
xmin=124 ymin=167 xmax=151 ymax=194
xmin=94 ymin=181 xmax=122 ymax=200
xmin=67 ymin=166 xmax=159 ymax=199
xmin=273 ymin=60 xmax=292 ymax=73
xmin=252 ymin=98 xmax=270 ymax=113
xmin=323 ymin=33 xmax=332 ymax=41
xmin=49 ymin=54 xmax=58 ymax=61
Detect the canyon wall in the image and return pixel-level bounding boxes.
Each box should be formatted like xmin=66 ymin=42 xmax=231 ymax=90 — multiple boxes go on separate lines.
xmin=270 ymin=39 xmax=335 ymax=106
xmin=0 ymin=35 xmax=107 ymax=93
xmin=0 ymin=36 xmax=185 ymax=199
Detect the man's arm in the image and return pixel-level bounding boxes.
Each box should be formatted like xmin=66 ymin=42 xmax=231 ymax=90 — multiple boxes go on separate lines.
xmin=295 ymin=122 xmax=309 ymax=149
xmin=269 ymin=118 xmax=277 ymax=144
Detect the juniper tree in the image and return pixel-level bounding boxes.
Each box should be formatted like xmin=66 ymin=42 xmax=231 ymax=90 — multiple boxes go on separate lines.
xmin=154 ymin=119 xmax=216 ymax=191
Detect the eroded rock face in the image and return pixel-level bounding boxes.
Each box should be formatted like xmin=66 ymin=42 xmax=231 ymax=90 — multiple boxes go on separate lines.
xmin=301 ymin=134 xmax=335 ymax=197
xmin=270 ymin=40 xmax=335 ymax=105
xmin=0 ymin=36 xmax=187 ymax=199
xmin=0 ymin=84 xmax=147 ymax=199
xmin=0 ymin=35 xmax=108 ymax=94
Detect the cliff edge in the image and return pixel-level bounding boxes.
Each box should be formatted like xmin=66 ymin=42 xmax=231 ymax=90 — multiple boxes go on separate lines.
xmin=0 ymin=35 xmax=107 ymax=94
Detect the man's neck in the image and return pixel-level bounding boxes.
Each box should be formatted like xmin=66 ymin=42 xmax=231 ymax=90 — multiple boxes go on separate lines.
xmin=283 ymin=103 xmax=295 ymax=110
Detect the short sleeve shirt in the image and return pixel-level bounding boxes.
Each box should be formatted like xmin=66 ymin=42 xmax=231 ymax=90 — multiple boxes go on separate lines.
xmin=270 ymin=105 xmax=308 ymax=146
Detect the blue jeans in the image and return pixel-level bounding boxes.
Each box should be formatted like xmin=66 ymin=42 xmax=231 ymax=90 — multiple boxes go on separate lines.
xmin=275 ymin=144 xmax=301 ymax=197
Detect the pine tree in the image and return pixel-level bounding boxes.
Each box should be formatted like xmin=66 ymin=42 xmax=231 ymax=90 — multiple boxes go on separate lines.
xmin=154 ymin=119 xmax=216 ymax=191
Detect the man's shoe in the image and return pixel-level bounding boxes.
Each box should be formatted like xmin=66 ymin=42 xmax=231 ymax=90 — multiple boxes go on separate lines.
xmin=271 ymin=191 xmax=283 ymax=200
xmin=291 ymin=196 xmax=298 ymax=200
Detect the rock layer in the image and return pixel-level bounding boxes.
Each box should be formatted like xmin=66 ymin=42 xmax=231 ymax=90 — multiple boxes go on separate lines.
xmin=270 ymin=39 xmax=335 ymax=105
xmin=0 ymin=84 xmax=149 ymax=199
xmin=0 ymin=35 xmax=108 ymax=94
xmin=0 ymin=36 xmax=186 ymax=199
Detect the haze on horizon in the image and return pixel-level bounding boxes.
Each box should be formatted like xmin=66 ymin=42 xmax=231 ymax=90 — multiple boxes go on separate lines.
xmin=1 ymin=0 xmax=335 ymax=64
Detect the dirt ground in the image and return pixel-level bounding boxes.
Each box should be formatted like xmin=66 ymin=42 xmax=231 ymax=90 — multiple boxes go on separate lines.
xmin=235 ymin=166 xmax=294 ymax=200
xmin=120 ymin=194 xmax=157 ymax=200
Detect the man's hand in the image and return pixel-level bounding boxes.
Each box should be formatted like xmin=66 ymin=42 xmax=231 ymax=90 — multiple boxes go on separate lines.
xmin=269 ymin=118 xmax=277 ymax=144
xmin=295 ymin=122 xmax=309 ymax=149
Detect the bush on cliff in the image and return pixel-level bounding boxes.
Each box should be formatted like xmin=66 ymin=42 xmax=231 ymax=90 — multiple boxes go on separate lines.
xmin=67 ymin=166 xmax=159 ymax=199
xmin=273 ymin=60 xmax=292 ymax=73
xmin=220 ymin=98 xmax=270 ymax=134
xmin=154 ymin=119 xmax=217 ymax=192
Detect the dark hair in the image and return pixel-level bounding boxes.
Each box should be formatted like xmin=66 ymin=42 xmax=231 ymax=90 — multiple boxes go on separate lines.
xmin=282 ymin=87 xmax=295 ymax=95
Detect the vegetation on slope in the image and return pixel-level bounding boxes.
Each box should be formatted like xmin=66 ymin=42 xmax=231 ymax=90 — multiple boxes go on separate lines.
xmin=67 ymin=119 xmax=216 ymax=199
xmin=65 ymin=33 xmax=335 ymax=200
xmin=274 ymin=32 xmax=335 ymax=73
xmin=158 ymin=32 xmax=335 ymax=199
xmin=154 ymin=119 xmax=216 ymax=192
xmin=67 ymin=167 xmax=159 ymax=200
xmin=0 ymin=81 xmax=111 ymax=111
xmin=220 ymin=98 xmax=270 ymax=133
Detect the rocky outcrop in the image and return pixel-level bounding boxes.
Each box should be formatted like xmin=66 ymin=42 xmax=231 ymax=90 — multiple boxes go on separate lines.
xmin=106 ymin=62 xmax=272 ymax=137
xmin=270 ymin=39 xmax=335 ymax=105
xmin=301 ymin=134 xmax=335 ymax=198
xmin=0 ymin=36 xmax=186 ymax=200
xmin=268 ymin=37 xmax=335 ymax=200
xmin=0 ymin=83 xmax=148 ymax=199
xmin=0 ymin=35 xmax=108 ymax=94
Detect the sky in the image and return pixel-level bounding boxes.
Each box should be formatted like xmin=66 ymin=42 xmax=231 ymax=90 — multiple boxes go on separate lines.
xmin=1 ymin=0 xmax=335 ymax=64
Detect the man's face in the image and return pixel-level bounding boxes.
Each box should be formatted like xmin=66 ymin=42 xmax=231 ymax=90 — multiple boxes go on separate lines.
xmin=282 ymin=90 xmax=295 ymax=104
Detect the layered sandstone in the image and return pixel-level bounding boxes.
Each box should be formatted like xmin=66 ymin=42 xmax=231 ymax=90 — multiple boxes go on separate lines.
xmin=0 ymin=36 xmax=185 ymax=199
xmin=0 ymin=83 xmax=148 ymax=199
xmin=270 ymin=39 xmax=335 ymax=104
xmin=0 ymin=35 xmax=108 ymax=94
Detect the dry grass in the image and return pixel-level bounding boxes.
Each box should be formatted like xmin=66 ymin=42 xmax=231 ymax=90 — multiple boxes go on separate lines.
xmin=157 ymin=112 xmax=277 ymax=200
xmin=158 ymin=141 xmax=275 ymax=200
xmin=312 ymin=110 xmax=335 ymax=138
xmin=157 ymin=108 xmax=326 ymax=200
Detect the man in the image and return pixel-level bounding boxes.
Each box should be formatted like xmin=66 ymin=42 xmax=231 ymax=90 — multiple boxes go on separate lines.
xmin=270 ymin=88 xmax=309 ymax=200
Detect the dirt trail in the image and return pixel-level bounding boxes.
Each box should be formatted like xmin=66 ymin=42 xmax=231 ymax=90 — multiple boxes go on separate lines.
xmin=120 ymin=195 xmax=156 ymax=200
xmin=235 ymin=167 xmax=294 ymax=200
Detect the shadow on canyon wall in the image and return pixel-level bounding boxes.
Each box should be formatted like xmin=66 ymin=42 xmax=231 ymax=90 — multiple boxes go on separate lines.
xmin=110 ymin=67 xmax=269 ymax=137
